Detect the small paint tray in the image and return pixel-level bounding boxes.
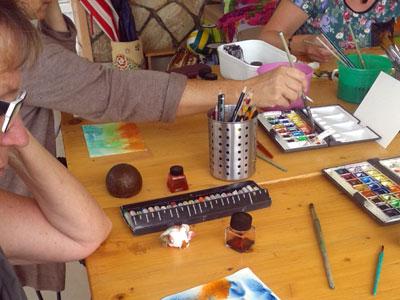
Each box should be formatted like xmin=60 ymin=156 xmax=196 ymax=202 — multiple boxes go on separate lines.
xmin=120 ymin=180 xmax=271 ymax=235
xmin=258 ymin=105 xmax=380 ymax=152
xmin=323 ymin=158 xmax=400 ymax=225
xmin=375 ymin=157 xmax=400 ymax=181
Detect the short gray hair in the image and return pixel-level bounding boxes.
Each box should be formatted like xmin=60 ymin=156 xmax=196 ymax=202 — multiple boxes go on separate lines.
xmin=0 ymin=0 xmax=41 ymax=73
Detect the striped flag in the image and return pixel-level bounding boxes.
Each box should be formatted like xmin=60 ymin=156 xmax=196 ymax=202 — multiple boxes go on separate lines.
xmin=80 ymin=0 xmax=120 ymax=41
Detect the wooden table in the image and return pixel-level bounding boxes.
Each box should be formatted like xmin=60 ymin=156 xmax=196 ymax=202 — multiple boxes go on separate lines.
xmin=61 ymin=80 xmax=400 ymax=209
xmin=85 ymin=178 xmax=400 ymax=299
xmin=61 ymin=77 xmax=400 ymax=299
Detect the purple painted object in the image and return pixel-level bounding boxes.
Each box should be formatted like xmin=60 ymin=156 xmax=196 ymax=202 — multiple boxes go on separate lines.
xmin=257 ymin=62 xmax=313 ymax=111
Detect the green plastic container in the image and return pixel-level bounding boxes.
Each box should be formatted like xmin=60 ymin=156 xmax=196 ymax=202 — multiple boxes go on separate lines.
xmin=337 ymin=54 xmax=392 ymax=104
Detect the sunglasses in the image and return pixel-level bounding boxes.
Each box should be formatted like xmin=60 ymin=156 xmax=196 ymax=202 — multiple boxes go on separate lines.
xmin=0 ymin=90 xmax=26 ymax=133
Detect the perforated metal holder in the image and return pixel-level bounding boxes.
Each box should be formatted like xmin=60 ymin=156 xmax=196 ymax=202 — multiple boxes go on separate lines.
xmin=208 ymin=105 xmax=257 ymax=181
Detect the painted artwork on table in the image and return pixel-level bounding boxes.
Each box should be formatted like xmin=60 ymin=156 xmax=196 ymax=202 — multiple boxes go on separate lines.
xmin=82 ymin=122 xmax=146 ymax=158
xmin=162 ymin=268 xmax=280 ymax=300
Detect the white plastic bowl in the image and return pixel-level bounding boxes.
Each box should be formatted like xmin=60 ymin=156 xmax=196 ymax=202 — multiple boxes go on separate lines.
xmin=218 ymin=39 xmax=296 ymax=80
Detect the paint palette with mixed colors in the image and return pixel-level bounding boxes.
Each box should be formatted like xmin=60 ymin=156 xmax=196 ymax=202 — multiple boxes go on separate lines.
xmin=376 ymin=157 xmax=400 ymax=180
xmin=323 ymin=159 xmax=400 ymax=224
xmin=257 ymin=105 xmax=380 ymax=152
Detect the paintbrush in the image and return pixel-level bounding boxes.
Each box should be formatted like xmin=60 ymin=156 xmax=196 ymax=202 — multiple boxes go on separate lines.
xmin=315 ymin=37 xmax=348 ymax=66
xmin=279 ymin=31 xmax=315 ymax=131
xmin=257 ymin=153 xmax=287 ymax=172
xmin=380 ymin=32 xmax=400 ymax=66
xmin=320 ymin=31 xmax=356 ymax=68
xmin=347 ymin=23 xmax=366 ymax=68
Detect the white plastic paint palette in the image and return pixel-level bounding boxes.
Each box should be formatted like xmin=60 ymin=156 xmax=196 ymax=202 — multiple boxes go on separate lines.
xmin=310 ymin=105 xmax=379 ymax=144
xmin=379 ymin=157 xmax=400 ymax=179
xmin=323 ymin=158 xmax=400 ymax=225
xmin=258 ymin=105 xmax=380 ymax=152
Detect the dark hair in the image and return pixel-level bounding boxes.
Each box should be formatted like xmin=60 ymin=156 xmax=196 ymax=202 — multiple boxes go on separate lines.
xmin=0 ymin=0 xmax=41 ymax=73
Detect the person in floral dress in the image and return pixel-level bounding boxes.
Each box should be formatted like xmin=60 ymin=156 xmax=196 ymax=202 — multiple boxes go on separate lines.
xmin=259 ymin=0 xmax=400 ymax=62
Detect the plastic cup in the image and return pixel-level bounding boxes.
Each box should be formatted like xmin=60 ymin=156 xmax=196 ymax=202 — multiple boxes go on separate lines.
xmin=257 ymin=62 xmax=313 ymax=111
xmin=336 ymin=54 xmax=392 ymax=104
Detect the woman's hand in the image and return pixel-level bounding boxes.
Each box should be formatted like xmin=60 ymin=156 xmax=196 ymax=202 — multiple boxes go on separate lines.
xmin=0 ymin=115 xmax=29 ymax=175
xmin=298 ymin=34 xmax=333 ymax=62
xmin=245 ymin=66 xmax=307 ymax=107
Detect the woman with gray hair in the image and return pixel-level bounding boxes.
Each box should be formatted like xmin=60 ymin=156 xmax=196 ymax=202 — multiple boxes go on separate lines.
xmin=0 ymin=1 xmax=111 ymax=298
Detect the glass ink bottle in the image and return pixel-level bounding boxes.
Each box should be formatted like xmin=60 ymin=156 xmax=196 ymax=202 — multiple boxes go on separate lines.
xmin=167 ymin=165 xmax=189 ymax=193
xmin=225 ymin=212 xmax=255 ymax=253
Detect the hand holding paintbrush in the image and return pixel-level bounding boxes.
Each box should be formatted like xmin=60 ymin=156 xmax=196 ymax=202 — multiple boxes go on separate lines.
xmin=278 ymin=32 xmax=315 ymax=131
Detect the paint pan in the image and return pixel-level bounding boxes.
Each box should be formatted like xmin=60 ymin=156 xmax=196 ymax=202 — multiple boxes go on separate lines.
xmin=258 ymin=105 xmax=380 ymax=152
xmin=323 ymin=157 xmax=400 ymax=224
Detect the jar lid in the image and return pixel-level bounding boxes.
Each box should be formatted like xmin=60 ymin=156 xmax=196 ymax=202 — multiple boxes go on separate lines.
xmin=170 ymin=165 xmax=184 ymax=176
xmin=230 ymin=212 xmax=252 ymax=231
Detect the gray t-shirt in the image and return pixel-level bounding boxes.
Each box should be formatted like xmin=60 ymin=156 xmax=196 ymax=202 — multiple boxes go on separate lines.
xmin=0 ymin=16 xmax=186 ymax=292
xmin=0 ymin=248 xmax=27 ymax=300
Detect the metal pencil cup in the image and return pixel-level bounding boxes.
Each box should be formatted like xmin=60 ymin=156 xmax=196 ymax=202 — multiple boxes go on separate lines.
xmin=208 ymin=105 xmax=257 ymax=181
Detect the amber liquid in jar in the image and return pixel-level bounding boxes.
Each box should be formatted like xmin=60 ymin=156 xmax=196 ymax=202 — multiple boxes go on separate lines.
xmin=225 ymin=212 xmax=255 ymax=253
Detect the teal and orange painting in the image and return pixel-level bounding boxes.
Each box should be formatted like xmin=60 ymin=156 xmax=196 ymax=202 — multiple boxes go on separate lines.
xmin=162 ymin=268 xmax=280 ymax=300
xmin=82 ymin=122 xmax=146 ymax=158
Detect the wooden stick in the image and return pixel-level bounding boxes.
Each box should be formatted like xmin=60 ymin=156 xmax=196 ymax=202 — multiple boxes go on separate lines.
xmin=348 ymin=23 xmax=366 ymax=68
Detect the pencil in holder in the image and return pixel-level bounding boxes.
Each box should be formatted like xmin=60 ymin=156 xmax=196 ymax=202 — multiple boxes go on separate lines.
xmin=207 ymin=105 xmax=257 ymax=181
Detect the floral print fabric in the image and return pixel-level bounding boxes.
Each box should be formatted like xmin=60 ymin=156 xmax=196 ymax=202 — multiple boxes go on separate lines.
xmin=292 ymin=0 xmax=400 ymax=48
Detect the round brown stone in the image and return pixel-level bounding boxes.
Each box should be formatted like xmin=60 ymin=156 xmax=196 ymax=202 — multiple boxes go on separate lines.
xmin=106 ymin=163 xmax=143 ymax=198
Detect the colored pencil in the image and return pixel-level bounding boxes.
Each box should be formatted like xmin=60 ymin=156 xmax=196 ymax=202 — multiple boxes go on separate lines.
xmin=231 ymin=87 xmax=247 ymax=122
xmin=247 ymin=105 xmax=257 ymax=120
xmin=217 ymin=92 xmax=225 ymax=121
xmin=347 ymin=23 xmax=366 ymax=68
xmin=372 ymin=245 xmax=384 ymax=296
xmin=256 ymin=153 xmax=287 ymax=172
xmin=256 ymin=140 xmax=274 ymax=159
xmin=309 ymin=203 xmax=335 ymax=289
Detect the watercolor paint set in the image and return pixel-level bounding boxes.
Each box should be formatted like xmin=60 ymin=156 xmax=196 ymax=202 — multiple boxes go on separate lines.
xmin=120 ymin=180 xmax=271 ymax=235
xmin=323 ymin=156 xmax=400 ymax=224
xmin=257 ymin=105 xmax=380 ymax=152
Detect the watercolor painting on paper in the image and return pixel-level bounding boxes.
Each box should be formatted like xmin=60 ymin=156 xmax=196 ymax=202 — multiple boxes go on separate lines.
xmin=82 ymin=122 xmax=146 ymax=158
xmin=162 ymin=268 xmax=280 ymax=300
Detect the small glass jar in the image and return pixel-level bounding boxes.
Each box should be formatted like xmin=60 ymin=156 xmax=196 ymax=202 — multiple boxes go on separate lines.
xmin=167 ymin=165 xmax=189 ymax=193
xmin=225 ymin=212 xmax=255 ymax=253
